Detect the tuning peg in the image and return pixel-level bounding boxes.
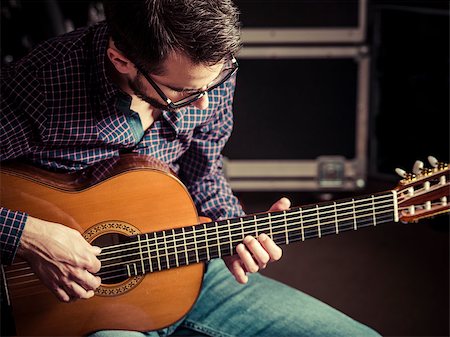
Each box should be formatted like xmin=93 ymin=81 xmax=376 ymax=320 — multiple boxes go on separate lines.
xmin=428 ymin=156 xmax=438 ymax=168
xmin=412 ymin=160 xmax=424 ymax=174
xmin=395 ymin=168 xmax=407 ymax=178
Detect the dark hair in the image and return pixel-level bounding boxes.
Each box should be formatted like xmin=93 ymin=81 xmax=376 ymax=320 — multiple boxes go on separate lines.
xmin=103 ymin=0 xmax=242 ymax=74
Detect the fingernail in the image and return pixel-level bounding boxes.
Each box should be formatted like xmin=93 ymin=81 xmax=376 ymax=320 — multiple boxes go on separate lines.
xmin=92 ymin=246 xmax=102 ymax=254
xmin=258 ymin=233 xmax=267 ymax=241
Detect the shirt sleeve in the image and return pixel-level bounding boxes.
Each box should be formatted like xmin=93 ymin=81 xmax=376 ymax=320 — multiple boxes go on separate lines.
xmin=0 ymin=208 xmax=27 ymax=264
xmin=178 ymin=76 xmax=245 ymax=222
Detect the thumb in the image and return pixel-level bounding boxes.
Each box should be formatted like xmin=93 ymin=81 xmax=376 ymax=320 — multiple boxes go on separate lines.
xmin=269 ymin=197 xmax=291 ymax=212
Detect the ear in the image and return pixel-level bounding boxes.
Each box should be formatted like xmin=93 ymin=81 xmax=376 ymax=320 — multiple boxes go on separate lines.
xmin=106 ymin=43 xmax=135 ymax=75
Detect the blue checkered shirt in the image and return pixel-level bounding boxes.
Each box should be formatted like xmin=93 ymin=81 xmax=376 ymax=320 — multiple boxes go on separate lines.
xmin=0 ymin=22 xmax=244 ymax=264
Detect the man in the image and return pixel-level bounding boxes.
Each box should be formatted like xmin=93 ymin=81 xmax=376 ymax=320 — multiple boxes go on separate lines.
xmin=0 ymin=0 xmax=379 ymax=336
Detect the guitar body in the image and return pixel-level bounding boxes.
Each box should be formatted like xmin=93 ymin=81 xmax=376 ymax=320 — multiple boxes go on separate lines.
xmin=1 ymin=155 xmax=205 ymax=336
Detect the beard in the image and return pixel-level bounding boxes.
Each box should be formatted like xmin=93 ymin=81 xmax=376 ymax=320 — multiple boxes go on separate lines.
xmin=127 ymin=75 xmax=178 ymax=113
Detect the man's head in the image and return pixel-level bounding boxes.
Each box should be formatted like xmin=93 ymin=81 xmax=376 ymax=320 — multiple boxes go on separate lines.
xmin=103 ymin=0 xmax=242 ymax=111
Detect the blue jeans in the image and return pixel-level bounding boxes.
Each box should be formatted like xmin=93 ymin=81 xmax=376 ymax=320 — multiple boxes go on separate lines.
xmin=90 ymin=259 xmax=380 ymax=337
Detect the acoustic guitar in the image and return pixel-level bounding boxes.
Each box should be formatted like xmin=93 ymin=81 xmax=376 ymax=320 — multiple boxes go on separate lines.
xmin=1 ymin=154 xmax=449 ymax=336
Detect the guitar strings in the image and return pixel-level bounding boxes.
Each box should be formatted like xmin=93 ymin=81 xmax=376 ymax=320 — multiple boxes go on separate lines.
xmin=6 ymin=177 xmax=448 ymax=289
xmin=12 ymin=189 xmax=441 ymax=283
xmin=99 ymin=180 xmax=448 ymax=262
xmin=99 ymin=213 xmax=396 ymax=282
xmin=95 ymin=207 xmax=395 ymax=278
xmin=6 ymin=193 xmax=398 ymax=269
xmin=98 ymin=193 xmax=395 ymax=255
xmin=96 ymin=196 xmax=395 ymax=263
xmin=6 ymin=197 xmax=394 ymax=277
xmin=7 ymin=212 xmax=394 ymax=287
xmin=9 ymin=178 xmax=447 ymax=270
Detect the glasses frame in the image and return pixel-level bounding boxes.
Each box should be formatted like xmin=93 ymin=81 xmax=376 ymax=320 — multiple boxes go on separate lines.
xmin=134 ymin=57 xmax=239 ymax=110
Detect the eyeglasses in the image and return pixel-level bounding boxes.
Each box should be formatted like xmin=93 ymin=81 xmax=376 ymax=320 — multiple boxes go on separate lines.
xmin=134 ymin=56 xmax=238 ymax=110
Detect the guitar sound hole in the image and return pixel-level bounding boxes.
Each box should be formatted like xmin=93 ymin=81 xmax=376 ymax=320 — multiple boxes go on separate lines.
xmin=92 ymin=232 xmax=132 ymax=285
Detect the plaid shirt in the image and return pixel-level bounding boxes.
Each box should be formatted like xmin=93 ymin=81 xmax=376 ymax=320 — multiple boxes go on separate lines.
xmin=0 ymin=21 xmax=244 ymax=264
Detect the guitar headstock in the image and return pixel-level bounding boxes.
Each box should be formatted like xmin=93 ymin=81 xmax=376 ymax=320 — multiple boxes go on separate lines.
xmin=395 ymin=156 xmax=449 ymax=223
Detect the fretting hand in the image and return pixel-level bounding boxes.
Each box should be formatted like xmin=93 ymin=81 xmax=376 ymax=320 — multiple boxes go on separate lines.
xmin=17 ymin=216 xmax=102 ymax=302
xmin=223 ymin=197 xmax=291 ymax=284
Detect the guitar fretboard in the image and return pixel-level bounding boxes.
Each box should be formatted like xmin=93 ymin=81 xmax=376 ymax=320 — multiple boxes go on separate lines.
xmin=98 ymin=191 xmax=397 ymax=280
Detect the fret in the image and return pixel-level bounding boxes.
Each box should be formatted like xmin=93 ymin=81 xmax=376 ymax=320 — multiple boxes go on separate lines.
xmin=302 ymin=205 xmax=320 ymax=240
xmin=270 ymin=211 xmax=286 ymax=247
xmin=268 ymin=213 xmax=273 ymax=239
xmin=203 ymin=223 xmax=210 ymax=261
xmin=145 ymin=233 xmax=153 ymax=273
xmin=372 ymin=192 xmax=396 ymax=226
xmin=241 ymin=217 xmax=246 ymax=239
xmin=154 ymin=232 xmax=162 ymax=271
xmin=217 ymin=221 xmax=232 ymax=257
xmin=162 ymin=230 xmax=170 ymax=269
xmin=192 ymin=226 xmax=199 ymax=263
xmin=284 ymin=210 xmax=289 ymax=244
xmin=335 ymin=200 xmax=352 ymax=233
xmin=195 ymin=224 xmax=208 ymax=263
xmin=254 ymin=213 xmax=271 ymax=238
xmin=316 ymin=205 xmax=322 ymax=238
xmin=171 ymin=228 xmax=185 ymax=267
xmin=172 ymin=229 xmax=180 ymax=267
xmin=184 ymin=226 xmax=196 ymax=265
xmin=133 ymin=263 xmax=138 ymax=276
xmin=300 ymin=208 xmax=305 ymax=241
xmin=284 ymin=208 xmax=300 ymax=243
xmin=230 ymin=218 xmax=244 ymax=254
xmin=358 ymin=197 xmax=376 ymax=227
xmin=137 ymin=235 xmax=146 ymax=274
xmin=145 ymin=233 xmax=158 ymax=273
xmin=205 ymin=221 xmax=219 ymax=259
xmin=126 ymin=264 xmax=131 ymax=277
xmin=215 ymin=223 xmax=222 ymax=258
xmin=181 ymin=227 xmax=189 ymax=265
xmin=352 ymin=199 xmax=357 ymax=230
xmin=227 ymin=220 xmax=233 ymax=254
xmin=334 ymin=202 xmax=339 ymax=234
xmin=371 ymin=195 xmax=377 ymax=226
xmin=167 ymin=229 xmax=179 ymax=269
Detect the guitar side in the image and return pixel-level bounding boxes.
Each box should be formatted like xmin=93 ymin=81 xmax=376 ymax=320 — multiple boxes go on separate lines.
xmin=1 ymin=158 xmax=205 ymax=336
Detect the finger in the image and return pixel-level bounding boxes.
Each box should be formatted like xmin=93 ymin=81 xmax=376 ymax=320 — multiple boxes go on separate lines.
xmin=230 ymin=257 xmax=248 ymax=284
xmin=63 ymin=279 xmax=95 ymax=300
xmin=236 ymin=243 xmax=259 ymax=273
xmin=69 ymin=267 xmax=102 ymax=291
xmin=77 ymin=252 xmax=101 ymax=274
xmin=243 ymin=236 xmax=270 ymax=269
xmin=269 ymin=197 xmax=291 ymax=212
xmin=258 ymin=233 xmax=282 ymax=262
xmin=91 ymin=246 xmax=102 ymax=255
xmin=54 ymin=287 xmax=71 ymax=303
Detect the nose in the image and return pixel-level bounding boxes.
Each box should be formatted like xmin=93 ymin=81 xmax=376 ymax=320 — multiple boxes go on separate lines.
xmin=191 ymin=92 xmax=209 ymax=110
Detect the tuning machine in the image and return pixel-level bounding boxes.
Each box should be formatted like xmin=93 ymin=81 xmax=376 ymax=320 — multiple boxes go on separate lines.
xmin=395 ymin=168 xmax=416 ymax=182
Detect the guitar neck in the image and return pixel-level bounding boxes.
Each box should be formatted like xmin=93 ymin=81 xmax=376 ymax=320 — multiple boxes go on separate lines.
xmin=104 ymin=190 xmax=398 ymax=277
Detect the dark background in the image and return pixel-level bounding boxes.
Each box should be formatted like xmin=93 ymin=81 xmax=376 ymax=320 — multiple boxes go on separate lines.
xmin=1 ymin=0 xmax=449 ymax=336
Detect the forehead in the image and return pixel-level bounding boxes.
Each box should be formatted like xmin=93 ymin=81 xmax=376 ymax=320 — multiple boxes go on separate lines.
xmin=152 ymin=52 xmax=225 ymax=88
